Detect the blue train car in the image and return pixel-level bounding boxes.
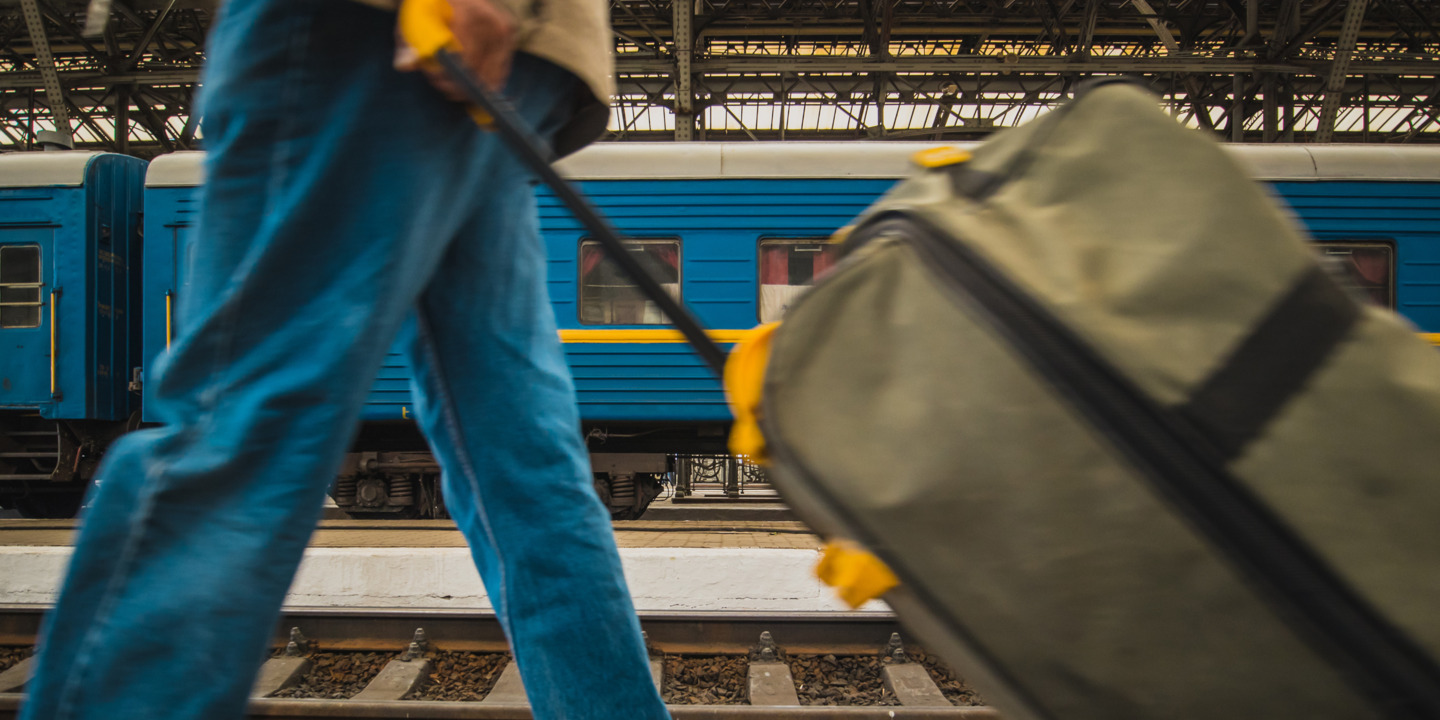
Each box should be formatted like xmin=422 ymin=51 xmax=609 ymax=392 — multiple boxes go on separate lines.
xmin=138 ymin=155 xmax=442 ymax=515
xmin=0 ymin=151 xmax=147 ymax=517
xmin=1258 ymin=146 xmax=1440 ymax=337
xmin=139 ymin=152 xmax=203 ymax=415
xmin=550 ymin=142 xmax=1440 ymax=423
xmin=546 ymin=145 xmax=905 ymax=427
xmin=553 ymin=143 xmax=1440 ymax=517
xmin=144 ymin=153 xmax=410 ymax=421
xmin=101 ymin=142 xmax=1440 ymax=519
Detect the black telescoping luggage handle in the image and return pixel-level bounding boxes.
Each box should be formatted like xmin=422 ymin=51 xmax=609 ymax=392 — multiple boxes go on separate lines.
xmin=433 ymin=51 xmax=729 ymax=380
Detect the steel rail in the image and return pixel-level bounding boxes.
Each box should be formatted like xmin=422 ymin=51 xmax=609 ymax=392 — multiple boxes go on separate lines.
xmin=0 ymin=606 xmax=997 ymax=718
xmin=0 ymin=696 xmax=1001 ymax=719
xmin=0 ymin=606 xmax=904 ymax=655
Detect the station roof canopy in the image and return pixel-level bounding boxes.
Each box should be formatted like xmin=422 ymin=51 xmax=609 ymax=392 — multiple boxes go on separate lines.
xmin=0 ymin=0 xmax=1434 ymax=154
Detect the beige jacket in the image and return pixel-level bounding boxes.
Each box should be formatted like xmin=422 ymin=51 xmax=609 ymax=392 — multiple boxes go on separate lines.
xmin=353 ymin=0 xmax=615 ymax=155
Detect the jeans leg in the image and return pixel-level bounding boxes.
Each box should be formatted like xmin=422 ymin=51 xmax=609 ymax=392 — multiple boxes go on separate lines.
xmin=19 ymin=3 xmax=559 ymax=719
xmin=397 ymin=147 xmax=669 ymax=720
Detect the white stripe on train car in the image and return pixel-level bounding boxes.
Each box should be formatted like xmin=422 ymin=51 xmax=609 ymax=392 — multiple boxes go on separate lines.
xmin=144 ymin=150 xmax=206 ymax=187
xmin=1300 ymin=145 xmax=1440 ymax=182
xmin=556 ymin=142 xmax=1440 ymax=182
xmin=0 ymin=151 xmax=109 ymax=187
xmin=554 ymin=141 xmax=951 ymax=180
xmin=142 ymin=143 xmax=1440 ymax=187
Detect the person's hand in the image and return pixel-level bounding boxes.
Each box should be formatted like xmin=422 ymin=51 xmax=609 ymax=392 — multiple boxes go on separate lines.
xmin=395 ymin=0 xmax=518 ymax=99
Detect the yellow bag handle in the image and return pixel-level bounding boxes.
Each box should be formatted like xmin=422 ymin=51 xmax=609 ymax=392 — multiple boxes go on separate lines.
xmin=397 ymin=0 xmax=494 ymax=127
xmin=724 ymin=322 xmax=780 ymax=462
xmin=398 ymin=0 xmax=456 ymax=60
xmin=722 ymin=325 xmax=900 ymax=607
xmin=816 ymin=540 xmax=899 ymax=609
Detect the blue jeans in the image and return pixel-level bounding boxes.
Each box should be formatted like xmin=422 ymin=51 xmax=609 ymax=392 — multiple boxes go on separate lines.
xmin=20 ymin=2 xmax=668 ymax=719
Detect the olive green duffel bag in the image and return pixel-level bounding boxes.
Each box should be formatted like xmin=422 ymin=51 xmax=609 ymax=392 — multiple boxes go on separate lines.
xmin=727 ymin=81 xmax=1440 ymax=719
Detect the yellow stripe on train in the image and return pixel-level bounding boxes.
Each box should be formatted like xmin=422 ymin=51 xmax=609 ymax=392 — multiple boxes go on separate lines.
xmin=562 ymin=330 xmax=1440 ymax=346
xmin=558 ymin=329 xmax=753 ymax=343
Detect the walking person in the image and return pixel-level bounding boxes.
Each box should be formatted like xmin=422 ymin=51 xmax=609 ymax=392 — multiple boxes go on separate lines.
xmin=21 ymin=1 xmax=670 ymax=718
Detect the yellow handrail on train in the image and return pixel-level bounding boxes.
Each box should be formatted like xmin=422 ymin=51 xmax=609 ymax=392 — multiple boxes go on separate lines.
xmin=557 ymin=329 xmax=752 ymax=344
xmin=165 ymin=291 xmax=174 ymax=349
xmin=49 ymin=289 xmax=58 ymax=398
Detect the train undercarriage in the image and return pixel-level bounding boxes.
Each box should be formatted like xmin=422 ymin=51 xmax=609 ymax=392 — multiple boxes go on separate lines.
xmin=0 ymin=417 xmax=743 ymax=521
xmin=331 ymin=420 xmax=734 ymax=520
xmin=0 ymin=414 xmax=134 ymax=518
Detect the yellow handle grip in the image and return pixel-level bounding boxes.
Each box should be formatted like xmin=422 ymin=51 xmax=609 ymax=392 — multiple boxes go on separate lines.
xmin=398 ymin=0 xmax=494 ymax=127
xmin=398 ymin=0 xmax=457 ymax=62
xmin=724 ymin=322 xmax=780 ymax=462
xmin=815 ymin=540 xmax=899 ymax=609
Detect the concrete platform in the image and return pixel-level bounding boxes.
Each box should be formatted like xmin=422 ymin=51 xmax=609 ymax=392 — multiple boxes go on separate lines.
xmin=0 ymin=519 xmax=818 ymax=550
xmin=317 ymin=495 xmax=796 ymax=522
xmin=642 ymin=497 xmax=796 ymax=521
xmin=0 ymin=524 xmax=887 ymax=613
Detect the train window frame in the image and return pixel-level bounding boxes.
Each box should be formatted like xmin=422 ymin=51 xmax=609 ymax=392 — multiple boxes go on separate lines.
xmin=757 ymin=237 xmax=840 ymax=323
xmin=577 ymin=237 xmax=682 ymax=326
xmin=0 ymin=244 xmax=43 ymax=329
xmin=1314 ymin=240 xmax=1394 ymax=309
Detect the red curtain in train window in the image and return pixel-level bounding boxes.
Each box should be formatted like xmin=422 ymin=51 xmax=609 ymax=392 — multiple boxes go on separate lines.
xmin=582 ymin=243 xmax=680 ymax=280
xmin=759 ymin=242 xmax=840 ymax=322
xmin=1353 ymin=250 xmax=1386 ymax=306
xmin=1334 ymin=245 xmax=1392 ymax=308
xmin=813 ymin=246 xmax=838 ymax=279
xmin=579 ymin=240 xmax=680 ymax=325
xmin=581 ymin=245 xmax=605 ymax=277
xmin=761 ymin=245 xmax=789 ymax=285
xmin=648 ymin=244 xmax=679 ymax=278
xmin=1351 ymin=251 xmax=1388 ymax=284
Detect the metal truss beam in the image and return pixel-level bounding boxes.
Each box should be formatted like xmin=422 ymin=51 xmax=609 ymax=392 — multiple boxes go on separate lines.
xmin=1316 ymin=0 xmax=1368 ymax=142
xmin=673 ymin=0 xmax=694 ymax=139
xmin=619 ymin=56 xmax=1439 ymax=75
xmin=0 ymin=0 xmax=1435 ymax=154
xmin=18 ymin=0 xmax=68 ymax=138
xmin=2 ymin=54 xmax=1437 ymax=92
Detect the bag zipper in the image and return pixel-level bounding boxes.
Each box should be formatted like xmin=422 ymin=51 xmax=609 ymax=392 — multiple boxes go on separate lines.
xmin=838 ymin=211 xmax=1440 ymax=719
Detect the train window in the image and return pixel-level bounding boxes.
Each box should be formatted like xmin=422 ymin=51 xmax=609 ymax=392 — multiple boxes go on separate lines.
xmin=579 ymin=239 xmax=681 ymax=325
xmin=759 ymin=239 xmax=841 ymax=323
xmin=1315 ymin=242 xmax=1393 ymax=309
xmin=0 ymin=245 xmax=42 ymax=329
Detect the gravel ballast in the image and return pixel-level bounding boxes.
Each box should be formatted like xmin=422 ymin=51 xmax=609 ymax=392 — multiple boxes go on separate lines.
xmin=912 ymin=649 xmax=984 ymax=706
xmin=270 ymin=652 xmax=391 ymax=699
xmin=789 ymin=654 xmax=900 ymax=706
xmin=660 ymin=650 xmax=982 ymax=707
xmin=662 ymin=655 xmax=748 ymax=704
xmin=0 ymin=646 xmax=33 ymax=674
xmin=408 ymin=652 xmax=509 ymax=701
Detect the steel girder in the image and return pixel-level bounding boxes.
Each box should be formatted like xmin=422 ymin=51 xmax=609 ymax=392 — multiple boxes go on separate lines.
xmin=0 ymin=0 xmax=1434 ymax=153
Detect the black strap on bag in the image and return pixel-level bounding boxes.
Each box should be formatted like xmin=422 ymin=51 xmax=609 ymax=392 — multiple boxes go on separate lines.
xmin=433 ymin=50 xmax=729 ymax=379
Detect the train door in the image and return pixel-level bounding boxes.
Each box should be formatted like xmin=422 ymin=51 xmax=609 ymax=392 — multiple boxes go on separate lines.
xmin=0 ymin=229 xmax=55 ymax=408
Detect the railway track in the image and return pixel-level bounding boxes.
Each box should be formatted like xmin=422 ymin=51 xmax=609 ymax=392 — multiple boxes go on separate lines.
xmin=0 ymin=607 xmax=1001 ymax=719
